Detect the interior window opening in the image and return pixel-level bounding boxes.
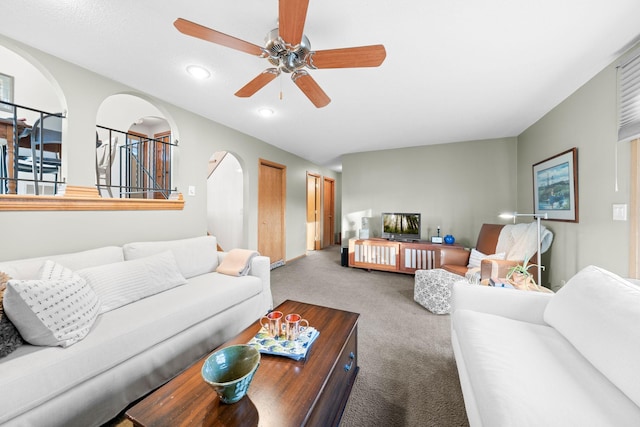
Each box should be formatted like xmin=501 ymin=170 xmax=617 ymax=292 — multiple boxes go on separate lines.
xmin=96 ymin=116 xmax=174 ymax=199
xmin=96 ymin=94 xmax=176 ymax=200
xmin=0 ymin=44 xmax=65 ymax=196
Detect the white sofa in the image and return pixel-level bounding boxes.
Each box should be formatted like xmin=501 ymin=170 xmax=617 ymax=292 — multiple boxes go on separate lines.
xmin=0 ymin=236 xmax=272 ymax=427
xmin=450 ymin=265 xmax=640 ymax=426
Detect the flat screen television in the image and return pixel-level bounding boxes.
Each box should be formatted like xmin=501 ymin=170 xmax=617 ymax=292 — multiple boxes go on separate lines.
xmin=381 ymin=212 xmax=421 ymax=241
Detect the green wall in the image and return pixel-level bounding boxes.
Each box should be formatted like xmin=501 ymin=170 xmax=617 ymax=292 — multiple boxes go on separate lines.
xmin=517 ymin=49 xmax=633 ymax=289
xmin=0 ymin=34 xmax=339 ymax=262
xmin=342 ymin=138 xmax=518 ymax=249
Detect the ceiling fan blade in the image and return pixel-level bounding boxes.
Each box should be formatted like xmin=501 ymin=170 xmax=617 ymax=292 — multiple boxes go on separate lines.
xmin=174 ymin=18 xmax=264 ymax=56
xmin=307 ymin=45 xmax=387 ymax=69
xmin=292 ymin=71 xmax=331 ymax=108
xmin=235 ymin=69 xmax=280 ymax=97
xmin=279 ymin=0 xmax=309 ymax=46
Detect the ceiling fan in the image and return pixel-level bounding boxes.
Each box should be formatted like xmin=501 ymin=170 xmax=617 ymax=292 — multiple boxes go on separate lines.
xmin=174 ymin=0 xmax=386 ymax=108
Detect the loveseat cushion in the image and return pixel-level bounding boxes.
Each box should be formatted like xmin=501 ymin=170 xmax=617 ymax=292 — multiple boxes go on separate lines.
xmin=77 ymin=251 xmax=187 ymax=313
xmin=544 ymin=265 xmax=640 ymax=408
xmin=453 ymin=309 xmax=640 ymax=426
xmin=123 ymin=236 xmax=218 ymax=279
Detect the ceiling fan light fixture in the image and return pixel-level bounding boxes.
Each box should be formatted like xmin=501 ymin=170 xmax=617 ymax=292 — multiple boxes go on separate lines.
xmin=265 ymin=28 xmax=310 ymax=73
xmin=186 ymin=64 xmax=211 ymax=80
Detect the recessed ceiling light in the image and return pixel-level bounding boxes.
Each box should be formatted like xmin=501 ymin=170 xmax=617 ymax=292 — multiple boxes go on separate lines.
xmin=258 ymin=108 xmax=275 ymax=117
xmin=186 ymin=65 xmax=211 ymax=80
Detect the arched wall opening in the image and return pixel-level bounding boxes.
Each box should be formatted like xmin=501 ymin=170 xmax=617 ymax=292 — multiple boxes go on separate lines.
xmin=207 ymin=151 xmax=245 ymax=251
xmin=0 ymin=43 xmax=65 ymax=195
xmin=96 ymin=94 xmax=175 ymax=199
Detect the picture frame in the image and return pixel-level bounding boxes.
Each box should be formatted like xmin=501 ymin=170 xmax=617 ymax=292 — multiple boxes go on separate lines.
xmin=0 ymin=72 xmax=14 ymax=113
xmin=532 ymin=147 xmax=579 ymax=222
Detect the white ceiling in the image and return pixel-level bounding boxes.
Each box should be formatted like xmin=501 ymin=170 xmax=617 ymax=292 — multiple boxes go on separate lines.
xmin=2 ymin=0 xmax=640 ymax=171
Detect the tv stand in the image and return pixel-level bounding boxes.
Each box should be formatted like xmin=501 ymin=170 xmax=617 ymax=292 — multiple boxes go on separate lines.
xmin=348 ymin=238 xmax=460 ymax=274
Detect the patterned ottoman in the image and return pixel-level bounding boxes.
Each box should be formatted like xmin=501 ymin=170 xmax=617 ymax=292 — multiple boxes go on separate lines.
xmin=414 ymin=269 xmax=464 ymax=314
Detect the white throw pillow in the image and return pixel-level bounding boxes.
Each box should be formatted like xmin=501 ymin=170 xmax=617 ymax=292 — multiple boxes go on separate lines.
xmin=41 ymin=259 xmax=75 ymax=280
xmin=3 ymin=262 xmax=101 ymax=347
xmin=123 ymin=236 xmax=218 ymax=279
xmin=77 ymin=250 xmax=187 ymax=313
xmin=544 ymin=265 xmax=640 ymax=407
xmin=467 ymin=248 xmax=506 ymax=268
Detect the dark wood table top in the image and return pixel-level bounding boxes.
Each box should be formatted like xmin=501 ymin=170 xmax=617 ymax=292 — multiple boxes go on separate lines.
xmin=126 ymin=300 xmax=359 ymax=427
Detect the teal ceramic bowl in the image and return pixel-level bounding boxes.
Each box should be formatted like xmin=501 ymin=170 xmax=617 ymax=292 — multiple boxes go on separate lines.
xmin=201 ymin=344 xmax=260 ymax=404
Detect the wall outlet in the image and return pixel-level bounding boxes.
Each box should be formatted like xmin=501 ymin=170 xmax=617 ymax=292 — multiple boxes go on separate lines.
xmin=188 ymin=185 xmax=196 ymax=196
xmin=613 ymin=204 xmax=627 ymax=221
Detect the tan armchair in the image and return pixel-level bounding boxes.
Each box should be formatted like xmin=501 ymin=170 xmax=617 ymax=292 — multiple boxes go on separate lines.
xmin=437 ymin=223 xmax=540 ymax=284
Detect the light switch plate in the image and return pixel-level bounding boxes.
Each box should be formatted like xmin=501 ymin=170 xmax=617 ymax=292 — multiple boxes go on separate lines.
xmin=188 ymin=185 xmax=196 ymax=196
xmin=613 ymin=204 xmax=627 ymax=221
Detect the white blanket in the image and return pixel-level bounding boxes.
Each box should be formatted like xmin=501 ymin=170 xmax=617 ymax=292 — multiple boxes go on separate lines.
xmin=496 ymin=222 xmax=553 ymax=261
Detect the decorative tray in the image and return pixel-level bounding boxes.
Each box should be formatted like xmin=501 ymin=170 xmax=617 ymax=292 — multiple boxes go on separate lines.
xmin=248 ymin=327 xmax=320 ymax=361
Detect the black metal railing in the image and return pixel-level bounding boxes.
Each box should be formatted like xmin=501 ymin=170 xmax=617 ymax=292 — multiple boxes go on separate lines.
xmin=96 ymin=125 xmax=176 ymax=199
xmin=0 ymin=100 xmax=65 ymax=195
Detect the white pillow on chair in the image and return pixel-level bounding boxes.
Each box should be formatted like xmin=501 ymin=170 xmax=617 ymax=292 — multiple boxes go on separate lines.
xmin=467 ymin=248 xmax=506 ymax=269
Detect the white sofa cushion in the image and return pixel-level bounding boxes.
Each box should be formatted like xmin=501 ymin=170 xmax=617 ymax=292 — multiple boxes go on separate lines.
xmin=453 ymin=309 xmax=640 ymax=426
xmin=4 ymin=261 xmax=101 ymax=348
xmin=544 ymin=265 xmax=640 ymax=408
xmin=123 ymin=236 xmax=218 ymax=279
xmin=77 ymin=251 xmax=187 ymax=313
xmin=0 ymin=246 xmax=124 ymax=280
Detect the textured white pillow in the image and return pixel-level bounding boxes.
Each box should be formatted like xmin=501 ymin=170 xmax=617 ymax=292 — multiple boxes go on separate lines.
xmin=123 ymin=236 xmax=218 ymax=279
xmin=3 ymin=262 xmax=101 ymax=347
xmin=467 ymin=249 xmax=506 ymax=268
xmin=41 ymin=259 xmax=75 ymax=280
xmin=77 ymin=250 xmax=187 ymax=313
xmin=544 ymin=265 xmax=640 ymax=407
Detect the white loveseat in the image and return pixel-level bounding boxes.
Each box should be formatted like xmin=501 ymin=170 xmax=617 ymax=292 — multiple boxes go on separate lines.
xmin=450 ymin=265 xmax=640 ymax=426
xmin=0 ymin=236 xmax=272 ymax=427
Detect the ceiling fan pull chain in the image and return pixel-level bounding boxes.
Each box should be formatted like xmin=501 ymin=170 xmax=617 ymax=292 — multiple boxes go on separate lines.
xmin=280 ymin=72 xmax=284 ymax=100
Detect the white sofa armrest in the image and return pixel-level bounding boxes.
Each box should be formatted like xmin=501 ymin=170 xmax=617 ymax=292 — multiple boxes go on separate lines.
xmin=217 ymin=252 xmax=273 ymax=311
xmin=451 ymin=281 xmax=553 ymax=325
xmin=248 ymin=255 xmax=271 ymax=294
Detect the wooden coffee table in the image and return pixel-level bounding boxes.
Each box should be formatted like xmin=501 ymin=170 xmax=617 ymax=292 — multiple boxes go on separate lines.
xmin=126 ymin=300 xmax=359 ymax=427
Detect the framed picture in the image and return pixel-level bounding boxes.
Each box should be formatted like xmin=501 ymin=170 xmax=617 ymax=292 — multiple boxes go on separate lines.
xmin=532 ymin=147 xmax=579 ymax=222
xmin=0 ymin=73 xmax=14 ymax=113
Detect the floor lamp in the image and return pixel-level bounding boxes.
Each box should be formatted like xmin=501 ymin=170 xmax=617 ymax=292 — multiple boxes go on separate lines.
xmin=498 ymin=212 xmax=548 ymax=285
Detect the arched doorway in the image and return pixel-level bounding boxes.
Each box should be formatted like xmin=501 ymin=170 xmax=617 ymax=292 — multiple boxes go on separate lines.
xmin=207 ymin=151 xmax=244 ymax=251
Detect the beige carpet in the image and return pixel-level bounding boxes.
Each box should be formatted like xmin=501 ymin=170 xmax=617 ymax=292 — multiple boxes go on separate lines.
xmin=270 ymin=245 xmax=469 ymax=427
xmin=106 ymin=245 xmax=469 ymax=426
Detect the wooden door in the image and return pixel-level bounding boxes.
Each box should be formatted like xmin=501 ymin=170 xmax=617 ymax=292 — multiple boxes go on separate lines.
xmin=258 ymin=159 xmax=286 ymax=266
xmin=153 ymin=131 xmax=171 ymax=199
xmin=323 ymin=177 xmax=335 ymax=246
xmin=306 ymin=173 xmax=321 ymax=250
